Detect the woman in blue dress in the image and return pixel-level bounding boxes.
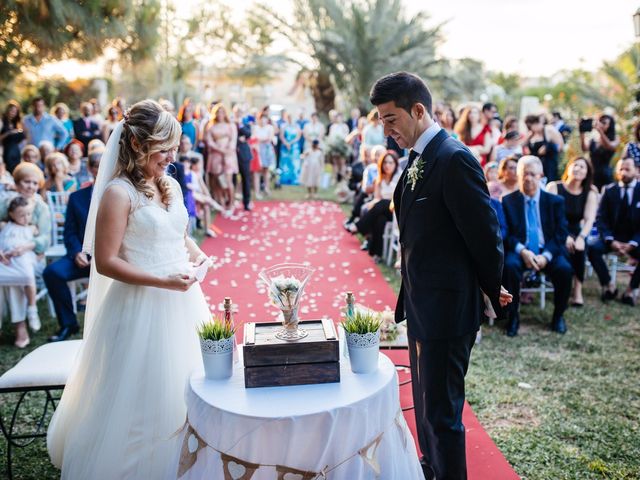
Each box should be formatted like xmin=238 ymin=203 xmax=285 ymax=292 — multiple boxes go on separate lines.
xmin=278 ymin=112 xmax=302 ymax=185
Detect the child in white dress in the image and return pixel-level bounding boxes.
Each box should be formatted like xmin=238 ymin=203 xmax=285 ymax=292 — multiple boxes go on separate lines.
xmin=300 ymin=139 xmax=324 ymax=199
xmin=0 ymin=196 xmax=41 ymax=335
xmin=186 ymin=155 xmax=225 ymax=235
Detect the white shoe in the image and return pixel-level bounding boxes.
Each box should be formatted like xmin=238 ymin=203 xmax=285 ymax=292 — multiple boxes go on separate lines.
xmin=27 ymin=306 xmax=41 ymax=332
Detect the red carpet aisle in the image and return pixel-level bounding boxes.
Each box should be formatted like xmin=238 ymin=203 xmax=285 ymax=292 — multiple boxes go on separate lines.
xmin=200 ymin=201 xmax=519 ymax=480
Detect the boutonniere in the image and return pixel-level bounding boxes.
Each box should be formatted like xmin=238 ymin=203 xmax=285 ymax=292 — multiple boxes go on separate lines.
xmin=406 ymin=158 xmax=425 ymax=191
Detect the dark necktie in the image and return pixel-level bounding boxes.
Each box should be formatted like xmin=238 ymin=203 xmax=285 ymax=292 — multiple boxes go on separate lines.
xmin=407 ymin=149 xmax=419 ymax=168
xmin=618 ymin=186 xmax=630 ymax=224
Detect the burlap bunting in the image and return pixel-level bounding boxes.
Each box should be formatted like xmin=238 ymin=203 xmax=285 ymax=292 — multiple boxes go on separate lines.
xmin=275 ymin=464 xmax=320 ymax=480
xmin=177 ymin=425 xmax=206 ymax=478
xmin=358 ymin=432 xmax=384 ymax=478
xmin=177 ymin=411 xmax=403 ymax=478
xmin=221 ymin=452 xmax=260 ymax=480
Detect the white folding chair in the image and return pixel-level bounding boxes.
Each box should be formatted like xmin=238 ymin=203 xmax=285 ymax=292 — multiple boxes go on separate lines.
xmin=520 ymin=272 xmax=554 ymax=309
xmin=382 ymin=221 xmax=394 ymax=261
xmin=385 ymin=219 xmax=400 ymax=267
xmin=44 ymin=192 xmax=88 ymax=316
xmin=45 ymin=191 xmax=70 ymax=261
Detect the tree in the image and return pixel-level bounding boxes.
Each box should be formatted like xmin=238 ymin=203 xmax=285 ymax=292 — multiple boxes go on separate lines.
xmin=433 ymin=58 xmax=487 ymax=104
xmin=257 ymin=0 xmax=443 ymax=114
xmin=601 ymin=46 xmax=640 ymax=115
xmin=0 ymin=0 xmax=160 ymax=95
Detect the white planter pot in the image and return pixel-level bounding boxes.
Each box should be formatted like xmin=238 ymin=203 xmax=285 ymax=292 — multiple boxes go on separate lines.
xmin=346 ymin=331 xmax=380 ymax=374
xmin=200 ymin=337 xmax=234 ymax=380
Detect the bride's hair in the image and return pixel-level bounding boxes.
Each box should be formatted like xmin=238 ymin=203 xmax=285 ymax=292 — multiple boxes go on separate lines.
xmin=117 ymin=99 xmax=181 ymax=206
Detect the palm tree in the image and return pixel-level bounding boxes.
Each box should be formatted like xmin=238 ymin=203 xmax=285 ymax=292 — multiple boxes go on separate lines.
xmin=257 ymin=0 xmax=443 ymax=114
xmin=601 ymin=46 xmax=640 ymax=115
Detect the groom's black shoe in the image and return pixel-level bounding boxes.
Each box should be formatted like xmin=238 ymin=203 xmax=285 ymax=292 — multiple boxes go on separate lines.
xmin=48 ymin=325 xmax=80 ymax=342
xmin=505 ymin=313 xmax=519 ymax=337
xmin=420 ymin=457 xmax=435 ymax=480
xmin=551 ymin=316 xmax=567 ymax=334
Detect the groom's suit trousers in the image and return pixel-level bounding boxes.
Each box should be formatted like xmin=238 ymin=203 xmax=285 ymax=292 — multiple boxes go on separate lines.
xmin=408 ymin=332 xmax=476 ymax=480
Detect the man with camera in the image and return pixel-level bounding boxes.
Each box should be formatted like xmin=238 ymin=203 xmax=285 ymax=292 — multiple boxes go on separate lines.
xmin=587 ymin=158 xmax=640 ymax=306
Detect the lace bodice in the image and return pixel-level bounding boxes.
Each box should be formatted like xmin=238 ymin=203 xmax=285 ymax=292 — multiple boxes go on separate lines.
xmin=106 ymin=177 xmax=190 ymax=275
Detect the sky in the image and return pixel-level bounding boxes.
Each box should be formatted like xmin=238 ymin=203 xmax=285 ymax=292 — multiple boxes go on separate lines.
xmin=40 ymin=0 xmax=637 ymax=79
xmin=408 ymin=0 xmax=636 ymax=76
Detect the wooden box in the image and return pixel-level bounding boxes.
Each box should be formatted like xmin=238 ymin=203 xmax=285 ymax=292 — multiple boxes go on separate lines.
xmin=243 ymin=319 xmax=340 ymax=388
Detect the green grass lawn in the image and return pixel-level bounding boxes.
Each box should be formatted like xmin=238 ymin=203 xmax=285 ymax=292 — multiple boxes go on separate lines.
xmin=0 ymin=184 xmax=638 ymax=479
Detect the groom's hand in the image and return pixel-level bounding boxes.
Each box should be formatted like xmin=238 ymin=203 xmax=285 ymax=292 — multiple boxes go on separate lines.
xmin=499 ymin=286 xmax=513 ymax=307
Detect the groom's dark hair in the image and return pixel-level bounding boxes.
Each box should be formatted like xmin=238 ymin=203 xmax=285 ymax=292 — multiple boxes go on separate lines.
xmin=369 ymin=72 xmax=433 ymax=117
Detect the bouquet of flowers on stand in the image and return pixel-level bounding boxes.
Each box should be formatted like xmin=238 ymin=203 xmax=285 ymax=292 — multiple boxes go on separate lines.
xmin=259 ymin=263 xmax=315 ymax=341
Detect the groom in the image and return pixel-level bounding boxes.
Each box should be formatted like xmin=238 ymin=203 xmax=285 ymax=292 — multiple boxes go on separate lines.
xmin=370 ymin=72 xmax=510 ymax=479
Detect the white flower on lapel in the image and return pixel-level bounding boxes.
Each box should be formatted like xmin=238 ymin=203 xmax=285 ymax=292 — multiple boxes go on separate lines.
xmin=406 ymin=157 xmax=425 ymax=191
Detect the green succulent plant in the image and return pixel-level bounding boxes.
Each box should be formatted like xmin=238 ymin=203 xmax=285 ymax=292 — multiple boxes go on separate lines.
xmin=341 ymin=309 xmax=382 ymax=334
xmin=197 ymin=316 xmax=236 ymax=341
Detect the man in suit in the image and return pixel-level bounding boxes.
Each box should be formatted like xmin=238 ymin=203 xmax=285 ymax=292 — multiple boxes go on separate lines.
xmin=73 ymin=102 xmax=101 ymax=152
xmin=44 ymin=153 xmax=101 ymax=342
xmin=347 ymin=108 xmax=360 ymax=132
xmin=370 ymin=72 xmax=511 ymax=480
xmin=502 ymin=155 xmax=573 ymax=336
xmin=587 ymin=158 xmax=640 ymax=306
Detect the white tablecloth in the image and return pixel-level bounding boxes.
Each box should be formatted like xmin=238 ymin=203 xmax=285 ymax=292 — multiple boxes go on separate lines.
xmin=180 ymin=347 xmax=422 ymax=479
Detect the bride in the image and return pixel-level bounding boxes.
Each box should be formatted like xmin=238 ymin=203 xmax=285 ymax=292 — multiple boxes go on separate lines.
xmin=47 ymin=99 xmax=212 ymax=479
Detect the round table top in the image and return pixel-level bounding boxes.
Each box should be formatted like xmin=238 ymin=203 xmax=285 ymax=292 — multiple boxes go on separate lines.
xmin=189 ymin=348 xmax=396 ymax=419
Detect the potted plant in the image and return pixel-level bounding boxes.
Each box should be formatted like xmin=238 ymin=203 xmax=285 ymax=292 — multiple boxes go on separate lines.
xmin=341 ymin=310 xmax=382 ymax=374
xmin=198 ymin=316 xmax=236 ymax=380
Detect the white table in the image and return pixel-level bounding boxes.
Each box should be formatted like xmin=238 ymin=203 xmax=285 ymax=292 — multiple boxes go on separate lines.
xmin=179 ymin=347 xmax=422 ymax=479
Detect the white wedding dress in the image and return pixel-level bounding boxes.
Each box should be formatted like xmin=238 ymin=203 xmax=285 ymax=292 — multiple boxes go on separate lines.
xmin=47 ymin=177 xmax=210 ymax=479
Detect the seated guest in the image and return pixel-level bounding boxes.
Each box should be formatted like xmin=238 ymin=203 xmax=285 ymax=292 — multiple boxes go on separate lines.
xmin=587 ymin=158 xmax=640 ymax=306
xmin=38 ymin=141 xmax=54 ymax=169
xmin=43 ymin=153 xmax=100 ymax=341
xmin=0 ymin=152 xmax=15 ymax=195
xmin=360 ymin=145 xmax=386 ymax=213
xmin=546 ymin=157 xmax=598 ymax=307
xmin=622 ymin=120 xmax=640 ymax=169
xmin=490 ymin=197 xmax=507 ymax=241
xmin=65 ymin=140 xmax=92 ymax=188
xmin=496 ymin=155 xmax=520 ymax=198
xmin=0 ymin=197 xmax=42 ymax=347
xmin=87 ymin=138 xmax=106 ymax=156
xmin=502 ymin=155 xmax=572 ymax=336
xmin=72 ymin=102 xmax=101 ymax=152
xmin=345 ymin=144 xmax=372 ymax=226
xmin=0 ymin=163 xmax=51 ymax=347
xmin=484 ymin=161 xmax=502 ymax=199
xmin=186 ymin=155 xmax=224 ymax=236
xmin=178 ymin=155 xmax=198 ymax=233
xmin=492 ymin=130 xmax=523 ymax=163
xmin=43 ymin=152 xmax=78 ymax=196
xmin=20 ymin=144 xmax=41 ymax=166
xmin=348 ymin=150 xmax=401 ymax=261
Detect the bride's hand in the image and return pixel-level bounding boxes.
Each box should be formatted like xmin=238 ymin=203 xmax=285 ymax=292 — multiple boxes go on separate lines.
xmin=162 ymin=273 xmax=197 ymax=292
xmin=193 ymin=254 xmax=212 ymax=268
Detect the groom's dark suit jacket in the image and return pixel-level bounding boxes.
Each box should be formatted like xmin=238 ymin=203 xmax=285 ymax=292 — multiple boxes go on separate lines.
xmin=393 ymin=129 xmax=504 ymax=341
